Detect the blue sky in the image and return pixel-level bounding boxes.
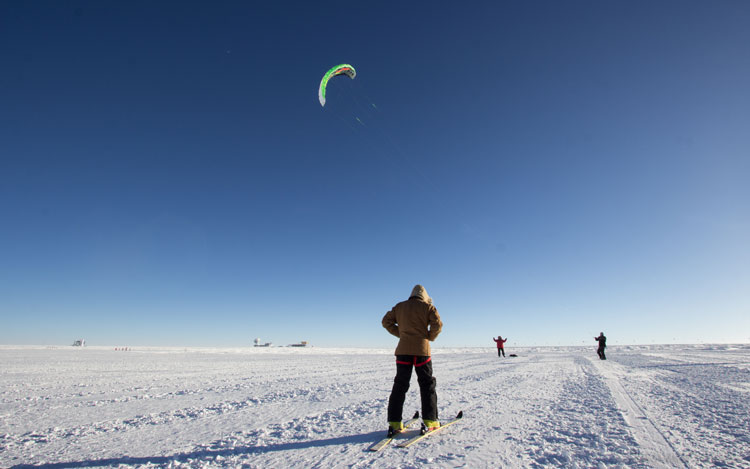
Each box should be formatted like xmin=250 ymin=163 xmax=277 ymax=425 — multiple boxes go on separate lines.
xmin=1 ymin=1 xmax=748 ymax=347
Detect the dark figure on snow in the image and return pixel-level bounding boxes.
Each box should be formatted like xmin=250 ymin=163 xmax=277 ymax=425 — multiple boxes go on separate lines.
xmin=382 ymin=284 xmax=443 ymax=433
xmin=493 ymin=336 xmax=507 ymax=357
xmin=595 ymin=332 xmax=607 ymax=360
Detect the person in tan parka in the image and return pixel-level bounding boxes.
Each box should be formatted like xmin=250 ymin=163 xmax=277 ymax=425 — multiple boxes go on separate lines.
xmin=382 ymin=284 xmax=443 ymax=433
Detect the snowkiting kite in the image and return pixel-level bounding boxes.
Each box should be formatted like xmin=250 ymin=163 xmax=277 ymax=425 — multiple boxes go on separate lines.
xmin=318 ymin=64 xmax=356 ymax=107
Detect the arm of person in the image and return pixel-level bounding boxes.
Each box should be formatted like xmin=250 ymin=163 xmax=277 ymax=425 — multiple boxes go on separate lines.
xmin=382 ymin=309 xmax=400 ymax=338
xmin=427 ymin=306 xmax=443 ymax=341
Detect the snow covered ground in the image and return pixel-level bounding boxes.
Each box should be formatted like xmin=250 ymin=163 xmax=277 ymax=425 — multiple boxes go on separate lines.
xmin=1 ymin=344 xmax=749 ymax=468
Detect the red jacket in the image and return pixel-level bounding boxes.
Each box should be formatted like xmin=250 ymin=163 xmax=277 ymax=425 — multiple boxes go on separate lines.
xmin=493 ymin=337 xmax=507 ymax=349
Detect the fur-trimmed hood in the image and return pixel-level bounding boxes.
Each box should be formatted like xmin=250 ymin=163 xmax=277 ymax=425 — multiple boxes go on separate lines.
xmin=409 ymin=284 xmax=432 ymax=304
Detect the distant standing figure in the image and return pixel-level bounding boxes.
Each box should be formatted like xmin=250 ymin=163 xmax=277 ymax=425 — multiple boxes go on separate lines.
xmin=595 ymin=332 xmax=607 ymax=360
xmin=493 ymin=336 xmax=507 ymax=357
xmin=382 ymin=284 xmax=443 ymax=434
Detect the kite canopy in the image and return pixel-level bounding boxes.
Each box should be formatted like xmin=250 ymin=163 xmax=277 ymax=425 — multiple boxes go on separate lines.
xmin=319 ymin=64 xmax=356 ymax=107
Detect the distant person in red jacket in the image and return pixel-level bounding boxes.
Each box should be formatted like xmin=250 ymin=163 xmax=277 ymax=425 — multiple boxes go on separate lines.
xmin=493 ymin=336 xmax=507 ymax=357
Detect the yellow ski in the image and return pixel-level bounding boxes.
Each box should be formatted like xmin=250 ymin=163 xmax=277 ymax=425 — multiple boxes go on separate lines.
xmin=368 ymin=411 xmax=420 ymax=452
xmin=397 ymin=411 xmax=463 ymax=448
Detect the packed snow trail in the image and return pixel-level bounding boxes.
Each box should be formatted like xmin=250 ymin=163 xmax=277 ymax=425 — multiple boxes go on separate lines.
xmin=587 ymin=356 xmax=687 ymax=468
xmin=1 ymin=345 xmax=749 ymax=468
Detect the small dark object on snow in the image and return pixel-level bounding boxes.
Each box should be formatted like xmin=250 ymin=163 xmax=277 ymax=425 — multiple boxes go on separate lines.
xmin=509 ymin=354 xmax=518 ymax=357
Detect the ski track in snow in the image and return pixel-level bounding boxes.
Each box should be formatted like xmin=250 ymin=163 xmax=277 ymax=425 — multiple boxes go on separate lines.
xmin=1 ymin=345 xmax=749 ymax=468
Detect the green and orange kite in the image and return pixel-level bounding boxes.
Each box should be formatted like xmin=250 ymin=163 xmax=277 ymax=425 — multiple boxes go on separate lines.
xmin=318 ymin=64 xmax=356 ymax=107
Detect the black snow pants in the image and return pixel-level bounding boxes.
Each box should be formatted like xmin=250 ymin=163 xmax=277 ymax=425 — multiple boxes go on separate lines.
xmin=597 ymin=347 xmax=606 ymax=360
xmin=497 ymin=348 xmax=505 ymax=357
xmin=387 ymin=355 xmax=438 ymax=422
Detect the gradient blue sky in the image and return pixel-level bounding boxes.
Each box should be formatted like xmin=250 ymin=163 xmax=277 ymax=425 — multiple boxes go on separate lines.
xmin=2 ymin=1 xmax=748 ymax=347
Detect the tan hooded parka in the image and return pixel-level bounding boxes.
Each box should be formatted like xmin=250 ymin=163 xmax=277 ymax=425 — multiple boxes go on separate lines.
xmin=382 ymin=285 xmax=443 ymax=356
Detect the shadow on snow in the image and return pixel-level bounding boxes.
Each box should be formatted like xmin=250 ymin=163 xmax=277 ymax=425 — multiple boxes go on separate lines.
xmin=10 ymin=430 xmax=386 ymax=469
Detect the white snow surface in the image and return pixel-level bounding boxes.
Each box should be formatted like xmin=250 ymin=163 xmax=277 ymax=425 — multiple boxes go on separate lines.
xmin=2 ymin=344 xmax=749 ymax=468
